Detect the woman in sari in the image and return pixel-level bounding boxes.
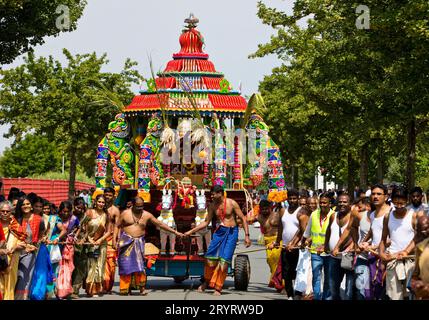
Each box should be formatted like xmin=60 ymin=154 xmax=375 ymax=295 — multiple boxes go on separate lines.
xmin=59 ymin=201 xmax=80 ymax=241
xmin=56 ymin=201 xmax=80 ymax=299
xmin=14 ymin=196 xmax=45 ymax=300
xmin=45 ymin=202 xmax=66 ymax=298
xmin=0 ymin=200 xmax=27 ymax=300
xmin=71 ymin=197 xmax=88 ymax=298
xmin=84 ymin=195 xmax=111 ymax=297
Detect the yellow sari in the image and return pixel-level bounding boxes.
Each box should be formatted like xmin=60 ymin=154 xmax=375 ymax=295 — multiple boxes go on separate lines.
xmin=85 ymin=213 xmax=107 ymax=296
xmin=0 ymin=226 xmax=20 ymax=300
xmin=264 ymin=235 xmax=284 ymax=291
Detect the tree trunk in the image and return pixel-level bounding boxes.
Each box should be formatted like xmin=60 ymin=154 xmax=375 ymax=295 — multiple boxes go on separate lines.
xmin=290 ymin=163 xmax=298 ymax=189
xmin=347 ymin=152 xmax=355 ymax=199
xmin=359 ymin=143 xmax=369 ymax=189
xmin=314 ymin=163 xmax=318 ymax=191
xmin=405 ymin=118 xmax=416 ymax=190
xmin=293 ymin=165 xmax=299 ymax=190
xmin=68 ymin=146 xmax=77 ymax=200
xmin=376 ymin=141 xmax=384 ymax=184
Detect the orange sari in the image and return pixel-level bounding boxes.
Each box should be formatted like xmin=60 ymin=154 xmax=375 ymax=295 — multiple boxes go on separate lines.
xmin=103 ymin=234 xmax=117 ymax=293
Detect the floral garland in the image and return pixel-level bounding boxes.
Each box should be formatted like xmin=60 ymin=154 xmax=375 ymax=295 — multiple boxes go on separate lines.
xmin=267 ymin=190 xmax=288 ymax=203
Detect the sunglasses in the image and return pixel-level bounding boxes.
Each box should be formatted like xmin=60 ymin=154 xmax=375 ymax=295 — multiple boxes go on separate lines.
xmin=1 ymin=210 xmax=11 ymax=213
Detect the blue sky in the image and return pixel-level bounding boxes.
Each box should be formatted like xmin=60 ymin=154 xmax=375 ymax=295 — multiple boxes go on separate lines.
xmin=0 ymin=0 xmax=294 ymax=154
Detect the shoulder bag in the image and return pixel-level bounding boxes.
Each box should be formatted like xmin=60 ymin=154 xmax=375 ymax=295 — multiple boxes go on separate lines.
xmin=338 ymin=216 xmax=356 ymax=271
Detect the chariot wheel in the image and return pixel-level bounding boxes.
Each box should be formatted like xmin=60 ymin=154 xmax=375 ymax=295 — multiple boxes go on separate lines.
xmin=233 ymin=254 xmax=251 ymax=291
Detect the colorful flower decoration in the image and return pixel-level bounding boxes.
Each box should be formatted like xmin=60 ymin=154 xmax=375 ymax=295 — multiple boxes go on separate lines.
xmin=268 ymin=190 xmax=288 ymax=203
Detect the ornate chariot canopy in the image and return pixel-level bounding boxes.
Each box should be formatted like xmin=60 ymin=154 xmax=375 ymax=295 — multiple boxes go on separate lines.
xmin=124 ymin=14 xmax=248 ymax=118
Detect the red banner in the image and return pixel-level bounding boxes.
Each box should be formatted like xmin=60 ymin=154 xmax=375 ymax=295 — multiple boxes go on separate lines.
xmin=1 ymin=178 xmax=94 ymax=206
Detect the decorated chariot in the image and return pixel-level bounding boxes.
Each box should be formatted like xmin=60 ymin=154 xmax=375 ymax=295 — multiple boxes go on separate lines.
xmin=94 ymin=15 xmax=287 ymax=290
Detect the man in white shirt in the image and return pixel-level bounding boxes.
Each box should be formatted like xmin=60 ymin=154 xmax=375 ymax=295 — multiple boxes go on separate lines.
xmin=273 ymin=189 xmax=309 ymax=299
xmin=379 ymin=187 xmax=422 ymax=300
xmin=324 ymin=194 xmax=354 ymax=300
xmin=407 ymin=187 xmax=429 ymax=216
xmin=360 ymin=184 xmax=392 ymax=299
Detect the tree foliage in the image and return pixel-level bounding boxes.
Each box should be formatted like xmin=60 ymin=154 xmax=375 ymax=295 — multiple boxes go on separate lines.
xmin=252 ymin=0 xmax=429 ymax=192
xmin=0 ymin=0 xmax=87 ymax=64
xmin=0 ymin=49 xmax=143 ymax=198
xmin=0 ymin=133 xmax=62 ymax=177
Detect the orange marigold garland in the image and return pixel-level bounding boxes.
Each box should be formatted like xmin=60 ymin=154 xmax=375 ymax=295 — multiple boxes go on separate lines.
xmin=268 ymin=190 xmax=288 ymax=203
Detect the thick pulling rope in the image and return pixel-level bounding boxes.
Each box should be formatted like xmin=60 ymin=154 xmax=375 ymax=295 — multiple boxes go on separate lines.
xmin=233 ymin=247 xmax=269 ymax=255
xmin=45 ymin=241 xmax=114 ymax=247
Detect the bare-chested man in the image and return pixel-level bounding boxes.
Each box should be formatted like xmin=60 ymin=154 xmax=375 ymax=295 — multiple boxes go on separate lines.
xmin=411 ymin=215 xmax=429 ymax=299
xmin=257 ymin=200 xmax=283 ymax=292
xmin=115 ymin=196 xmax=183 ymax=295
xmin=185 ymin=185 xmax=251 ymax=296
xmin=103 ymin=187 xmax=120 ymax=294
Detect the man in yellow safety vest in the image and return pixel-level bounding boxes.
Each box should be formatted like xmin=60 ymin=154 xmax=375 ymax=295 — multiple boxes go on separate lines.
xmin=301 ymin=192 xmax=334 ymax=300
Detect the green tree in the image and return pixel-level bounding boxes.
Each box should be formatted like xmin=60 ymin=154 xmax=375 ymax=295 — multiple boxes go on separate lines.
xmin=0 ymin=49 xmax=143 ymax=198
xmin=252 ymin=0 xmax=429 ymax=192
xmin=0 ymin=0 xmax=87 ymax=64
xmin=253 ymin=1 xmax=374 ymax=194
xmin=0 ymin=133 xmax=62 ymax=177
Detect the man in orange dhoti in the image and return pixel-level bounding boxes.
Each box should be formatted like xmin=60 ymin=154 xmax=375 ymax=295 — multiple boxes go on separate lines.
xmin=185 ymin=185 xmax=251 ymax=296
xmin=103 ymin=188 xmax=120 ymax=294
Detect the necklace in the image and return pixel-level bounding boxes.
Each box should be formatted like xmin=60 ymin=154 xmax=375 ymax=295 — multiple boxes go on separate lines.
xmin=132 ymin=211 xmax=143 ymax=225
xmin=216 ymin=198 xmax=227 ymax=222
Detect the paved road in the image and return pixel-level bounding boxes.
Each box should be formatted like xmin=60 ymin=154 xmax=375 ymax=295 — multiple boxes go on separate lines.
xmin=77 ymin=225 xmax=288 ymax=300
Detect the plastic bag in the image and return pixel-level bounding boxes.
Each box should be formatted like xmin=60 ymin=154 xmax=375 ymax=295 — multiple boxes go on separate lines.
xmin=340 ymin=252 xmax=356 ymax=271
xmin=49 ymin=244 xmax=62 ymax=263
xmin=294 ymin=248 xmax=312 ymax=293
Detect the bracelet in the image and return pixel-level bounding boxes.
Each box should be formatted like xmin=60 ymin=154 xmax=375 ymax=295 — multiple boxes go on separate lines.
xmin=246 ymin=233 xmax=250 ymax=236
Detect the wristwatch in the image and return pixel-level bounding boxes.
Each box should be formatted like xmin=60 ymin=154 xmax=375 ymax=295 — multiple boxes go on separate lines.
xmin=246 ymin=233 xmax=250 ymax=237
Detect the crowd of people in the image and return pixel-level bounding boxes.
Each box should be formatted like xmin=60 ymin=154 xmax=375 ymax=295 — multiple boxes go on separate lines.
xmin=0 ymin=187 xmax=183 ymax=300
xmin=1 ymin=183 xmax=429 ymax=300
xmin=256 ymin=185 xmax=429 ymax=300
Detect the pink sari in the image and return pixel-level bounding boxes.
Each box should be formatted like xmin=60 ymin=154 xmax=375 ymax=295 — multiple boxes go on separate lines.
xmin=56 ymin=237 xmax=75 ymax=298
